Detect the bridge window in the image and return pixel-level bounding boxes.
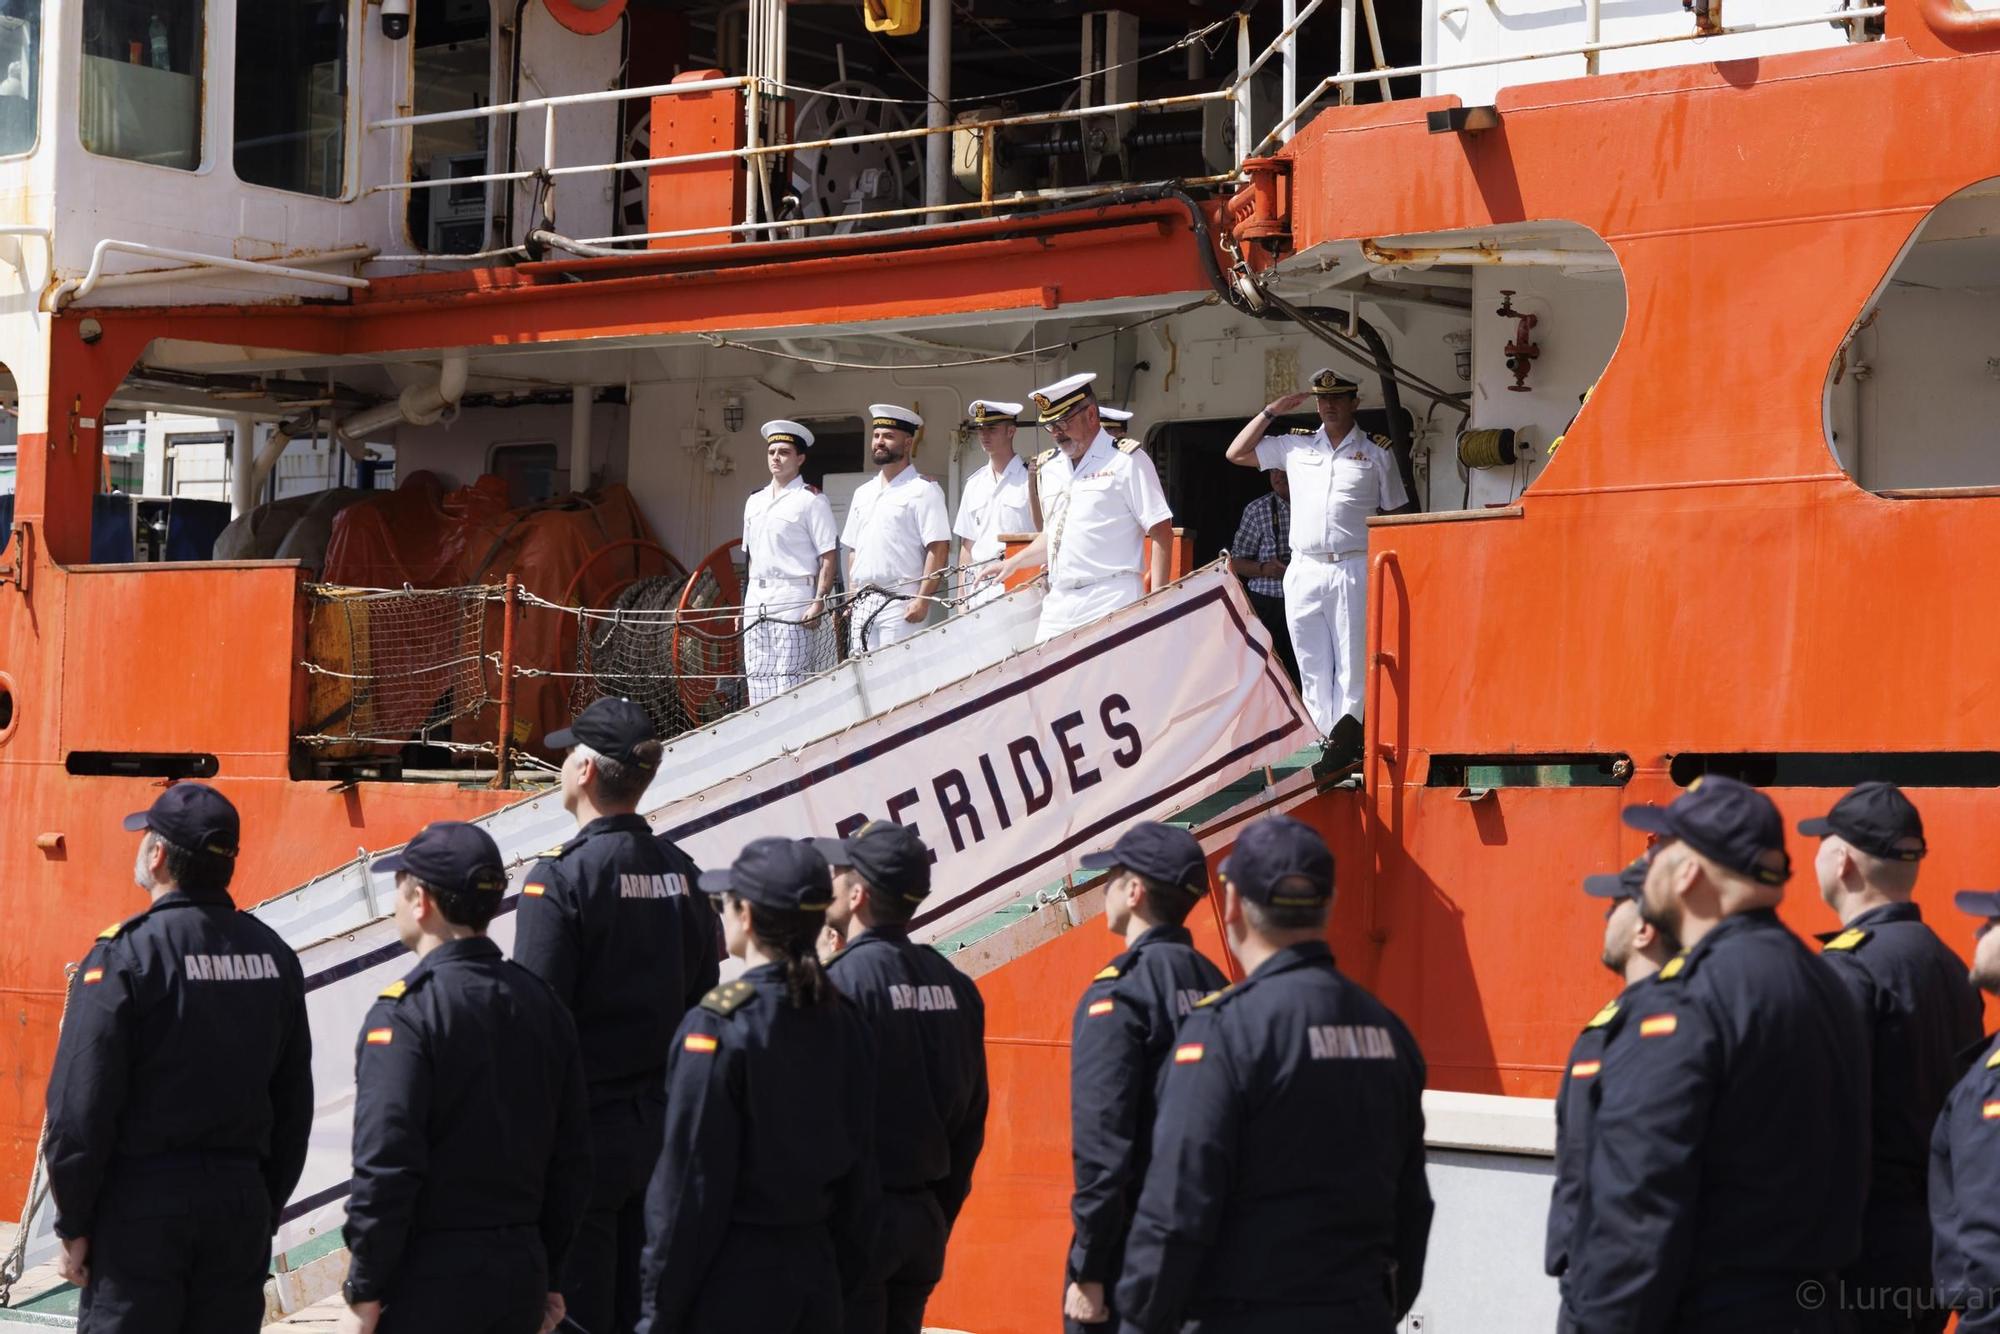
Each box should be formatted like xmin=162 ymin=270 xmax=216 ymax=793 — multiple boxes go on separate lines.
xmin=80 ymin=0 xmax=203 ymax=170
xmin=405 ymin=0 xmax=491 ymax=254
xmin=0 ymin=0 xmax=39 ymax=157
xmin=235 ymin=0 xmax=348 ymax=197
xmin=1827 ymin=177 xmax=2000 ymax=495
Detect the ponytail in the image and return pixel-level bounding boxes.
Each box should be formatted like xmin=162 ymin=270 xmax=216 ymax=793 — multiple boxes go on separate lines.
xmin=749 ymin=903 xmax=838 ymax=1009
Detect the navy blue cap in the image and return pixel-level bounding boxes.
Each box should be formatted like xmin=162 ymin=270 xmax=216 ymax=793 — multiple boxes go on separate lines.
xmin=1622 ymin=776 xmax=1791 ymax=887
xmin=700 ymin=838 xmax=835 ymax=913
xmin=1583 ymin=852 xmax=1651 ymax=902
xmin=1219 ymin=815 xmax=1334 ymax=907
xmin=813 ymin=821 xmax=932 ymax=905
xmin=1955 ymin=891 xmax=2000 ymax=921
xmin=547 ymin=696 xmax=658 ymax=768
xmin=1797 ymin=782 xmax=1926 ymax=862
xmin=1078 ymin=821 xmax=1209 ymax=896
xmin=375 ymin=821 xmax=507 ymax=897
xmin=122 ymin=782 xmax=240 ymax=859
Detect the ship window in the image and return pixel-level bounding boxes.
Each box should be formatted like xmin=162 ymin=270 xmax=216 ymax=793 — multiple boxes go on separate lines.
xmin=235 ymin=0 xmax=347 ymax=197
xmin=0 ymin=3 xmax=40 ymax=157
xmin=404 ymin=0 xmax=491 ymax=254
xmin=80 ymin=0 xmax=203 ymax=170
xmin=1828 ymin=176 xmax=2000 ymax=495
xmin=490 ymin=440 xmax=556 ymax=506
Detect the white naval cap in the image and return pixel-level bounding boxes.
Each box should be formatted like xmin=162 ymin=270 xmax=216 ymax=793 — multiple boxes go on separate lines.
xmin=868 ymin=403 xmax=923 ymax=433
xmin=966 ymin=398 xmax=1024 ymax=426
xmin=1099 ymin=407 xmax=1133 ymax=424
xmin=1030 ymin=372 xmax=1097 ymax=424
xmin=761 ymin=419 xmax=815 ymax=449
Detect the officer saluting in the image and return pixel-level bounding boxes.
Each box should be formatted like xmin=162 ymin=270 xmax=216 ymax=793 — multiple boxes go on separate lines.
xmin=1928 ymin=890 xmax=2000 ymax=1333
xmin=1566 ymin=777 xmax=1868 ymax=1333
xmin=742 ymin=419 xmax=838 ymax=705
xmin=1224 ymin=370 xmax=1409 ymax=769
xmin=842 ymin=404 xmax=951 ymax=654
xmin=954 ymin=398 xmax=1034 ymax=611
xmin=817 ymin=821 xmax=988 ymax=1334
xmin=341 ymin=822 xmax=591 ymax=1334
xmin=1063 ymin=821 xmax=1227 ymax=1332
xmin=1116 ymin=816 xmax=1431 ymax=1333
xmin=513 ymin=696 xmax=718 ymax=1334
xmin=1546 ymin=853 xmax=1679 ymax=1295
xmin=640 ymin=839 xmax=880 ymax=1334
xmin=995 ymin=372 xmax=1173 ymax=644
xmin=43 ymin=783 xmax=312 ymax=1334
xmin=1802 ymin=782 xmax=1979 ymax=1334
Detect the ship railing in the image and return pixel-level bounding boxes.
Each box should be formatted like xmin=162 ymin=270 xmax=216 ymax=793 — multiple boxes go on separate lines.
xmin=295 ymin=562 xmax=1009 ymax=786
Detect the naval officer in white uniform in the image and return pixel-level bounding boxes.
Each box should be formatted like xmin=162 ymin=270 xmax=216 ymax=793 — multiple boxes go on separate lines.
xmin=954 ymin=398 xmax=1036 ymax=610
xmin=1225 ymin=368 xmax=1409 ymax=755
xmin=841 ymin=403 xmax=952 ymax=654
xmin=995 ymin=372 xmax=1173 ymax=644
xmin=741 ymin=419 xmax=838 ymax=705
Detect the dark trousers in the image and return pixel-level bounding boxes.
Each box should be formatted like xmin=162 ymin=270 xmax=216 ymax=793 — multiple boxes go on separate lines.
xmin=565 ymin=1087 xmax=667 ymax=1334
xmin=379 ymin=1228 xmax=548 ymax=1334
xmin=845 ymin=1190 xmax=947 ymax=1334
xmin=1246 ymin=589 xmax=1300 ymax=686
xmin=675 ymin=1224 xmax=842 ymax=1334
xmin=1843 ymin=1200 xmax=1946 ymax=1334
xmin=78 ymin=1161 xmax=271 ymax=1334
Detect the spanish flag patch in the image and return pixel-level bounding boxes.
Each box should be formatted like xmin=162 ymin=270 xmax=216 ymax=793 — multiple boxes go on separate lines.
xmin=1639 ymin=1014 xmax=1678 ymax=1038
xmin=365 ymin=1027 xmax=394 ymax=1046
xmin=1985 ymin=1100 xmax=2000 ymax=1121
xmin=1174 ymin=1043 xmax=1204 ymax=1064
xmin=684 ymin=1033 xmax=719 ymax=1054
xmin=1571 ymin=1060 xmax=1601 ymax=1078
xmin=1088 ymin=999 xmax=1115 ymax=1017
xmin=81 ymin=968 xmax=104 ymax=985
xmin=523 ymin=882 xmax=547 ymax=897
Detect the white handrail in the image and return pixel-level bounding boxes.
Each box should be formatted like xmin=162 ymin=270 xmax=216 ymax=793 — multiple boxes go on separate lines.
xmin=49 ymin=242 xmax=374 ymax=310
xmin=366 ymin=74 xmax=749 ymax=131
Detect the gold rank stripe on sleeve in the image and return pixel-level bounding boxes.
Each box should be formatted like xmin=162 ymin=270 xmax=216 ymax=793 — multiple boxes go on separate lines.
xmin=523 ymin=882 xmax=547 ymax=897
xmin=1088 ymin=999 xmax=1116 ymax=1017
xmin=1174 ymin=1043 xmax=1205 ymax=1064
xmin=1571 ymin=1060 xmax=1601 ymax=1078
xmin=81 ymin=968 xmax=104 ymax=985
xmin=1984 ymin=1100 xmax=2000 ymax=1121
xmin=1639 ymin=1014 xmax=1678 ymax=1038
xmin=684 ymin=1033 xmax=719 ymax=1054
xmin=365 ymin=1027 xmax=394 ymax=1046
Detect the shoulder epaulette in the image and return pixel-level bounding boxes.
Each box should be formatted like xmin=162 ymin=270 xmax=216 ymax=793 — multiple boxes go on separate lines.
xmin=378 ymin=978 xmax=409 ymax=1001
xmin=1289 ymin=426 xmax=1316 ymax=435
xmin=1584 ymin=1000 xmax=1620 ymax=1029
xmin=1370 ymin=432 xmax=1395 ymax=450
xmin=1658 ymin=952 xmax=1691 ymax=981
xmin=536 ymin=845 xmax=565 ymax=859
xmin=1193 ymin=984 xmax=1235 ymax=1008
xmin=1986 ymin=1046 xmax=2000 ymax=1070
xmin=1115 ymin=437 xmax=1141 ymax=454
xmin=97 ymin=921 xmax=125 ymax=941
xmin=1823 ymin=928 xmax=1870 ymax=953
xmin=700 ymin=979 xmax=756 ymax=1017
xmin=1092 ymin=964 xmax=1121 ymax=982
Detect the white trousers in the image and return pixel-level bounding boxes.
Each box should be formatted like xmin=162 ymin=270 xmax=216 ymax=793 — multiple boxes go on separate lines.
xmin=1283 ymin=553 xmax=1366 ymax=734
xmin=744 ymin=576 xmax=827 ymax=706
xmin=1035 ymin=573 xmax=1143 ymax=644
xmin=849 ymin=590 xmax=927 ymax=655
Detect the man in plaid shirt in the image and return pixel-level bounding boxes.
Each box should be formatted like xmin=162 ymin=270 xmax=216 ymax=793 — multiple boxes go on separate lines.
xmin=1229 ymin=471 xmax=1299 ymax=685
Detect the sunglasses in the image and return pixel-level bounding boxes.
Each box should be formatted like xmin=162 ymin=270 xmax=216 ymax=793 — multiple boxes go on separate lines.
xmin=1040 ymin=405 xmax=1088 ymax=434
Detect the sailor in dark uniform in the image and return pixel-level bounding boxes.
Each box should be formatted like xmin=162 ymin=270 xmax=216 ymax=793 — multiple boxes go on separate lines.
xmin=341 ymin=821 xmax=591 ymax=1334
xmin=1564 ymin=776 xmax=1869 ymax=1333
xmin=1115 ymin=816 xmax=1431 ymax=1334
xmin=513 ymin=696 xmax=719 ymax=1334
xmin=1546 ymin=852 xmax=1679 ymax=1299
xmin=639 ymin=838 xmax=881 ymax=1334
xmin=1802 ymin=782 xmax=1979 ymax=1334
xmin=1927 ymin=889 xmax=2000 ymax=1334
xmin=817 ymin=820 xmax=988 ymax=1334
xmin=43 ymin=783 xmax=313 ymax=1334
xmin=1062 ymin=821 xmax=1228 ymax=1332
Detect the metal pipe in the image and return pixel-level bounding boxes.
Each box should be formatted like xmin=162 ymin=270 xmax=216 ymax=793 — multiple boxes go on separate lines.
xmin=1234 ymin=13 xmax=1252 ymax=170
xmin=49 ymin=242 xmax=374 ymax=310
xmin=493 ymin=574 xmax=519 ymax=789
xmin=1338 ymin=0 xmax=1357 ymax=107
xmin=1259 ymin=5 xmax=1887 ymax=152
xmin=1281 ymin=0 xmax=1298 ymax=142
xmin=230 ymin=414 xmax=257 ymax=517
xmin=926 ymin=0 xmax=951 ymax=222
xmin=1585 ymin=0 xmax=1602 ymax=75
xmin=368 ymin=75 xmax=748 ymax=131
xmin=1361 ymin=239 xmax=1619 ymax=269
xmin=1361 ymin=0 xmax=1393 ymax=102
xmin=570 ymin=385 xmax=593 ymax=492
xmin=1235 ymin=0 xmax=1324 ymax=87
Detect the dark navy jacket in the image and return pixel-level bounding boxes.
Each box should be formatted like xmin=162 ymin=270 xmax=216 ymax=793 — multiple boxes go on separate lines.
xmin=1547 ymin=977 xmax=1657 ymax=1281
xmin=1113 ymin=941 xmax=1431 ymax=1333
xmin=1067 ymin=923 xmax=1228 ymax=1286
xmin=343 ymin=937 xmax=591 ymax=1303
xmin=825 ymin=927 xmax=988 ymax=1223
xmin=1930 ymin=1033 xmax=2000 ymax=1333
xmin=44 ymin=890 xmax=313 ymax=1238
xmin=1564 ymin=909 xmax=1870 ymax=1333
xmin=638 ymin=965 xmax=881 ymax=1332
xmin=512 ymin=814 xmax=718 ymax=1095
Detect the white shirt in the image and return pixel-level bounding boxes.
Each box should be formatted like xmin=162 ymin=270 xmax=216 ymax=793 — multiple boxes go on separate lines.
xmin=1255 ymin=424 xmax=1408 ymax=554
xmin=953 ymin=455 xmax=1035 ymax=564
xmin=1045 ymin=430 xmax=1174 ymax=590
xmin=841 ymin=465 xmax=952 ymax=591
xmin=743 ymin=475 xmax=837 ymax=582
